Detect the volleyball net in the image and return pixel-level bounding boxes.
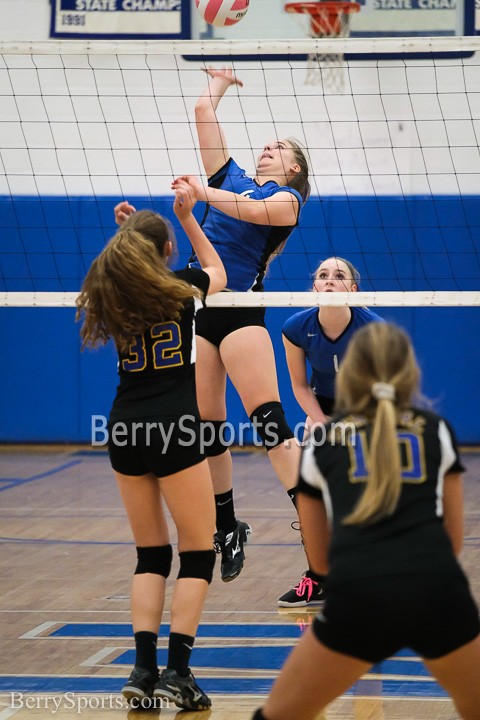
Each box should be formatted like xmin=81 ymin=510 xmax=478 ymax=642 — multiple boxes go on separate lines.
xmin=0 ymin=36 xmax=479 ymax=309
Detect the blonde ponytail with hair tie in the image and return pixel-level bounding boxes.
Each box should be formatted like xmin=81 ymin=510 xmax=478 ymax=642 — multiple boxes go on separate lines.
xmin=371 ymin=382 xmax=395 ymax=401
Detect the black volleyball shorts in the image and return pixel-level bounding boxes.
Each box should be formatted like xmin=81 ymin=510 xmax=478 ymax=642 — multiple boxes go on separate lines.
xmin=108 ymin=416 xmax=203 ymax=478
xmin=195 ymin=305 xmax=266 ymax=348
xmin=312 ymin=573 xmax=480 ymax=663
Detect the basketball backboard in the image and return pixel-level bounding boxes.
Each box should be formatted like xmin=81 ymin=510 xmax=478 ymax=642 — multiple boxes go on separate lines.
xmin=189 ymin=0 xmax=475 ymax=39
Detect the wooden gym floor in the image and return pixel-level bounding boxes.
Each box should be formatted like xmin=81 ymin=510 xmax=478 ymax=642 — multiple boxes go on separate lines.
xmin=1 ymin=445 xmax=479 ymax=720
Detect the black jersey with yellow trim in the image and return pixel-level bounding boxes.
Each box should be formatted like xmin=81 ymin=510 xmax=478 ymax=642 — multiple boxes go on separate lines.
xmin=298 ymin=408 xmax=465 ymax=584
xmin=109 ymin=268 xmax=209 ymax=422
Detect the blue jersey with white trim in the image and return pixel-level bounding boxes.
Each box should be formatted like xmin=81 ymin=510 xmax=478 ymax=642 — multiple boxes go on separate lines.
xmin=282 ymin=306 xmax=383 ymax=399
xmin=189 ymin=158 xmax=303 ymax=292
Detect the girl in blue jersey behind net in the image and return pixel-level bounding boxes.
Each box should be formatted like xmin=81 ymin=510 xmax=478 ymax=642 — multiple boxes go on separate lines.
xmin=278 ymin=256 xmax=383 ymax=607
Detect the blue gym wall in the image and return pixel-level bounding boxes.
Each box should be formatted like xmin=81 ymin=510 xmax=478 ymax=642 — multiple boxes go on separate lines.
xmin=1 ymin=194 xmax=479 ymax=444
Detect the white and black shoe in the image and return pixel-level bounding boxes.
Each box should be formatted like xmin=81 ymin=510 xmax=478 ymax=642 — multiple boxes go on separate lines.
xmin=121 ymin=666 xmax=158 ymax=704
xmin=214 ymin=520 xmax=252 ymax=582
xmin=153 ymin=668 xmax=211 ymax=711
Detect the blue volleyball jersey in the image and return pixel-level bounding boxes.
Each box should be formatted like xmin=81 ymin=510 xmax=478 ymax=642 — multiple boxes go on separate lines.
xmin=282 ymin=306 xmax=384 ymax=399
xmin=189 ymin=158 xmax=303 ymax=292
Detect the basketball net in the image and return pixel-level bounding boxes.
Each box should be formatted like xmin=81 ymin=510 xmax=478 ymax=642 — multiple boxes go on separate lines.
xmin=285 ymin=2 xmax=360 ymax=91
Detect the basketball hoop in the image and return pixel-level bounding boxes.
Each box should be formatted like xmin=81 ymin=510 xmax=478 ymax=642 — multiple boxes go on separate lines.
xmin=285 ymin=1 xmax=360 ymax=90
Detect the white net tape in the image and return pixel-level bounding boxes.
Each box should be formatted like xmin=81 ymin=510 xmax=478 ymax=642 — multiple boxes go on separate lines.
xmin=3 ymin=291 xmax=479 ymax=308
xmin=1 ymin=37 xmax=479 ymax=55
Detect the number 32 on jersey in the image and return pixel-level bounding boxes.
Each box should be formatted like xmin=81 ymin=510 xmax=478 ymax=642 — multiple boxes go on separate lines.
xmin=121 ymin=321 xmax=183 ymax=372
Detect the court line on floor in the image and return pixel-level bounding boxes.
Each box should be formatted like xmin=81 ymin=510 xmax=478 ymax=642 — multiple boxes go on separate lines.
xmin=0 ymin=707 xmax=21 ymax=720
xmin=0 ymin=676 xmax=449 ymax=698
xmin=0 ymin=461 xmax=83 ymax=494
xmin=0 ymin=537 xmax=301 ymax=548
xmin=19 ymin=622 xmax=58 ymax=640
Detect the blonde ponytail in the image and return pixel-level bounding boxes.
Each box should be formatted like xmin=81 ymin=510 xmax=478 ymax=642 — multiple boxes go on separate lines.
xmin=343 ymin=395 xmax=402 ymax=525
xmin=336 ymin=323 xmax=420 ymax=526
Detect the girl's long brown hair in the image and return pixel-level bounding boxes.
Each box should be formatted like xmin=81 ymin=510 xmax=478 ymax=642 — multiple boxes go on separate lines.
xmin=285 ymin=137 xmax=310 ymax=204
xmin=335 ymin=323 xmax=420 ymax=525
xmin=268 ymin=138 xmax=311 ymax=264
xmin=76 ymin=210 xmax=200 ymax=353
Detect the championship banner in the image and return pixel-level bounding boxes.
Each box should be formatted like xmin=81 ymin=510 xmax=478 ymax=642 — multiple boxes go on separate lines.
xmin=50 ymin=0 xmax=190 ymax=39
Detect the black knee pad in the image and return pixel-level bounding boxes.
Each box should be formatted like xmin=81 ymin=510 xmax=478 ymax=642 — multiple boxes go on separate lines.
xmin=134 ymin=544 xmax=173 ymax=578
xmin=201 ymin=420 xmax=230 ymax=457
xmin=249 ymin=401 xmax=294 ymax=450
xmin=177 ymin=550 xmax=216 ymax=584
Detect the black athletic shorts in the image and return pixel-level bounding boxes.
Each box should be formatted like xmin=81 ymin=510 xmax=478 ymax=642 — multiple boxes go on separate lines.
xmin=195 ymin=305 xmax=266 ymax=348
xmin=107 ymin=416 xmax=203 ymax=478
xmin=312 ymin=573 xmax=480 ymax=663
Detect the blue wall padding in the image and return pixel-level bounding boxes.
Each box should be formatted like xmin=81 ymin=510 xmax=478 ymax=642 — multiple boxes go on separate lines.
xmin=0 ymin=195 xmax=479 ymax=442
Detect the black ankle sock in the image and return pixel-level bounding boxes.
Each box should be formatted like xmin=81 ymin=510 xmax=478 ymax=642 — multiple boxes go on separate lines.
xmin=287 ymin=486 xmax=297 ymax=508
xmin=306 ymin=569 xmax=326 ymax=584
xmin=134 ymin=631 xmax=158 ymax=673
xmin=167 ymin=632 xmax=195 ymax=678
xmin=215 ymin=490 xmax=237 ymax=534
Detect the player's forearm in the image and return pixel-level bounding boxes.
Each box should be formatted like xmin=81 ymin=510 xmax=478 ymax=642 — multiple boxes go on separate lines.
xmin=179 ymin=214 xmax=227 ymax=294
xmin=203 ymin=186 xmax=293 ymax=226
xmin=294 ymin=386 xmax=328 ymax=425
xmin=195 ymin=80 xmax=230 ymax=174
xmin=442 ymin=472 xmax=464 ymax=556
xmin=196 ymin=76 xmax=229 ymax=116
xmin=204 ymin=187 xmax=262 ymax=222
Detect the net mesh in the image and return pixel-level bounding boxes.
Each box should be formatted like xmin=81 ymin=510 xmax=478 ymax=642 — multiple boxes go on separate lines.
xmin=0 ymin=38 xmax=479 ymax=307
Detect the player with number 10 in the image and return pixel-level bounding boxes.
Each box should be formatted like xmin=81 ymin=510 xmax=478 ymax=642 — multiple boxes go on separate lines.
xmin=254 ymin=322 xmax=480 ymax=720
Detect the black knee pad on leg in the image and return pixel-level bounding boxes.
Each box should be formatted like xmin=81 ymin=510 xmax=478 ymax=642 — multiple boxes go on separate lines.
xmin=201 ymin=420 xmax=230 ymax=457
xmin=177 ymin=550 xmax=216 ymax=584
xmin=134 ymin=544 xmax=173 ymax=578
xmin=249 ymin=402 xmax=294 ymax=450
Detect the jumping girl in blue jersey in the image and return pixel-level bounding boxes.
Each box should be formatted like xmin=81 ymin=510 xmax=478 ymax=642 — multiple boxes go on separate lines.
xmin=115 ymin=68 xmax=310 ymax=588
xmin=171 ymin=67 xmax=311 ymax=586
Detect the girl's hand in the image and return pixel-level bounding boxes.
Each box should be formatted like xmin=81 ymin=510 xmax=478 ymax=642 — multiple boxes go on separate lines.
xmin=172 ymin=176 xmax=208 ymax=203
xmin=203 ymin=66 xmax=244 ymax=88
xmin=114 ymin=200 xmax=136 ymax=225
xmin=173 ymin=179 xmax=197 ymax=219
